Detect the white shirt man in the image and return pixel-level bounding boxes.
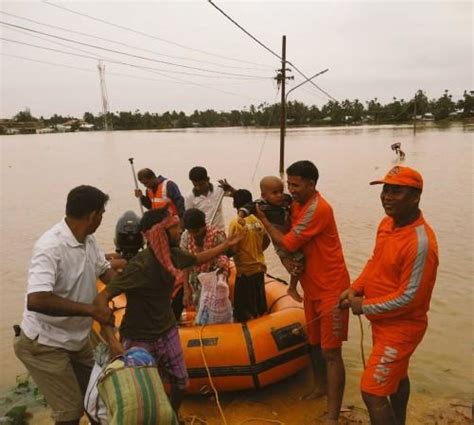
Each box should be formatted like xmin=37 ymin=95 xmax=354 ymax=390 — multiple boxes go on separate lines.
xmin=14 ymin=185 xmax=115 ymax=425
xmin=185 ymin=166 xmax=228 ymax=232
xmin=185 ymin=184 xmax=225 ymax=232
xmin=21 ymin=219 xmax=110 ymax=350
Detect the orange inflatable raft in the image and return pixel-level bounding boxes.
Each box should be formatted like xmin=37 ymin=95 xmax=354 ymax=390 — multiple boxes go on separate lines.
xmin=94 ymin=275 xmax=309 ymax=394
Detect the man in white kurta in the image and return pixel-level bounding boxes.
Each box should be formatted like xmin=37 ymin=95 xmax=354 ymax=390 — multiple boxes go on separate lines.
xmin=185 ymin=166 xmax=227 ymax=232
xmin=14 ymin=185 xmax=116 ymax=425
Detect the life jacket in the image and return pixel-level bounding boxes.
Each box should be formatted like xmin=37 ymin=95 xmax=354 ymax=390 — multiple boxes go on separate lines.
xmin=146 ymin=179 xmax=178 ymax=215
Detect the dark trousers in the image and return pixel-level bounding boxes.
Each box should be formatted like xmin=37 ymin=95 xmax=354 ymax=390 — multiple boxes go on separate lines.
xmin=233 ymin=272 xmax=267 ymax=322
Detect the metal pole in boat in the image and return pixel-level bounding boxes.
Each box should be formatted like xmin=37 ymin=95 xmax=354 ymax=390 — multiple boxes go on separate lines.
xmin=279 ymin=35 xmax=287 ymax=179
xmin=209 ymin=189 xmax=225 ymax=226
xmin=128 ymin=157 xmax=144 ymax=215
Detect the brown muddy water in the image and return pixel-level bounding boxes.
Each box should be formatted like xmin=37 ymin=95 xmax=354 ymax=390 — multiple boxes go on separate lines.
xmin=0 ymin=125 xmax=472 ymax=422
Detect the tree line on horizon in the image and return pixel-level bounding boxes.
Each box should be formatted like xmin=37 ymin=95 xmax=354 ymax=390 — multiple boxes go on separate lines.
xmin=10 ymin=89 xmax=473 ymax=131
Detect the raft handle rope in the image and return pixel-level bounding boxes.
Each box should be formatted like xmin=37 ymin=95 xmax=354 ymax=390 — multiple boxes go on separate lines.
xmin=265 ymin=272 xmax=289 ymax=285
xmin=199 ymin=325 xmax=229 ymax=425
xmin=198 ymin=325 xmax=285 ymax=425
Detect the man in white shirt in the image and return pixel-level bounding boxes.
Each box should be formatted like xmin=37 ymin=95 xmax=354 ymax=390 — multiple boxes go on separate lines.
xmin=14 ymin=185 xmax=116 ymax=425
xmin=184 ymin=166 xmax=234 ymax=233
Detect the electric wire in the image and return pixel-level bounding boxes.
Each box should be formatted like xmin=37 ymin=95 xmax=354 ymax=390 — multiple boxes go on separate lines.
xmin=251 ymin=90 xmax=281 ymax=183
xmin=206 ymin=0 xmax=338 ymax=102
xmin=0 ymin=29 xmax=271 ymax=81
xmin=207 ymin=0 xmax=281 ymax=61
xmin=300 ymin=85 xmax=328 ymax=102
xmin=41 ymin=0 xmax=275 ymax=70
xmin=1 ymin=32 xmax=256 ymax=81
xmin=1 ymin=52 xmax=99 ymax=74
xmin=1 ymin=38 xmax=267 ymax=101
xmin=0 ymin=21 xmax=272 ymax=79
xmin=3 ymin=24 xmax=110 ymax=62
xmin=0 ymin=10 xmax=273 ymax=72
xmin=1 ymin=52 xmax=206 ymax=86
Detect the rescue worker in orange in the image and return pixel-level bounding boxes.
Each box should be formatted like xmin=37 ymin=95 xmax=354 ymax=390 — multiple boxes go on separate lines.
xmin=134 ymin=168 xmax=185 ymax=218
xmin=339 ymin=166 xmax=439 ymax=425
xmin=256 ymin=160 xmax=350 ymax=425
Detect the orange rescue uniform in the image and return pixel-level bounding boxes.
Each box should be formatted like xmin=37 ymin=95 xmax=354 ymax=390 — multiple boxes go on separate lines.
xmin=282 ymin=192 xmax=350 ymax=349
xmin=352 ymin=213 xmax=438 ymax=396
xmin=146 ymin=179 xmax=178 ymax=216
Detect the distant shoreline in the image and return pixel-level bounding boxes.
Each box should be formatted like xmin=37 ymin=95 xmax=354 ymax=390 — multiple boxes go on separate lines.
xmin=3 ymin=89 xmax=473 ymax=134
xmin=1 ymin=118 xmax=472 ymax=136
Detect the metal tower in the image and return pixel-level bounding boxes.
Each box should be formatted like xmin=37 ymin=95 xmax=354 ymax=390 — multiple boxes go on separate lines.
xmin=97 ymin=60 xmax=112 ymax=131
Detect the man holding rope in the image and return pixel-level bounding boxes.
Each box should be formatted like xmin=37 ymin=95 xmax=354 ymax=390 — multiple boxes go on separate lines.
xmin=339 ymin=166 xmax=438 ymax=425
xmin=256 ymin=160 xmax=350 ymax=425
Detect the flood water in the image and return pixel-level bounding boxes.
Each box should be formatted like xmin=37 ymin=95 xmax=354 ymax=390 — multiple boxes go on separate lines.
xmin=1 ymin=125 xmax=472 ymax=404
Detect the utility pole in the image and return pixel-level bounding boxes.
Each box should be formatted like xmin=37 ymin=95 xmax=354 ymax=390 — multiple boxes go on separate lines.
xmin=97 ymin=60 xmax=112 ymax=131
xmin=413 ymin=92 xmax=417 ymax=135
xmin=276 ymin=35 xmax=293 ymax=178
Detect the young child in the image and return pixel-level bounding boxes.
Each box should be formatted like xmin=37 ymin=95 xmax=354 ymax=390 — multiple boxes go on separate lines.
xmin=238 ymin=176 xmax=304 ymax=302
xmin=229 ymin=189 xmax=269 ymax=321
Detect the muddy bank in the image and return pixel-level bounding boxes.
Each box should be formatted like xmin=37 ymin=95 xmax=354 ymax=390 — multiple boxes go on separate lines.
xmin=2 ymin=370 xmax=470 ymax=424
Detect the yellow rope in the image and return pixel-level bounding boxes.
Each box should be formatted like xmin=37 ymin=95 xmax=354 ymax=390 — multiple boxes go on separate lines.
xmin=197 ymin=325 xmax=287 ymax=425
xmin=292 ymin=308 xmax=367 ymax=369
xmin=199 ymin=325 xmax=229 ymax=425
xmin=358 ymin=315 xmax=366 ymax=369
xmin=192 ymin=307 xmax=366 ymax=425
xmin=239 ymin=419 xmax=284 ymax=424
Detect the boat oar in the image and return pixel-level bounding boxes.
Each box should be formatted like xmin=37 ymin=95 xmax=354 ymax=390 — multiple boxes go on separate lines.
xmin=128 ymin=157 xmax=144 ymax=215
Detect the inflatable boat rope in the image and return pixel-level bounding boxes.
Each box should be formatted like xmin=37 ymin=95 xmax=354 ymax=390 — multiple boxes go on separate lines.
xmin=192 ymin=324 xmax=286 ymax=425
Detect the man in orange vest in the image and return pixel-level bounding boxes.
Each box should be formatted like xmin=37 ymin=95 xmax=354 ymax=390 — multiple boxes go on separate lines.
xmin=134 ymin=168 xmax=185 ymax=218
xmin=340 ymin=166 xmax=439 ymax=425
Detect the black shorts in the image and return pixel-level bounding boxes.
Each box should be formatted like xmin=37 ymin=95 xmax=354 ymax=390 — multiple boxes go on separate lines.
xmin=233 ymin=272 xmax=267 ymax=322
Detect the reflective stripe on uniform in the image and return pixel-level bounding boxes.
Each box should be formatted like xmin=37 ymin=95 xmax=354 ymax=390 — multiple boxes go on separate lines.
xmin=293 ymin=196 xmax=319 ymax=236
xmin=363 ymin=224 xmax=429 ymax=315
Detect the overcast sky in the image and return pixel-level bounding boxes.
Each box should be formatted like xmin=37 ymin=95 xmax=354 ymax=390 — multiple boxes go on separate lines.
xmin=0 ymin=0 xmax=472 ymax=118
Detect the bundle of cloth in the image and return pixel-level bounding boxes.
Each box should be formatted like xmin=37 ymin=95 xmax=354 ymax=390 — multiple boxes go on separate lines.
xmin=196 ymin=270 xmax=233 ymax=325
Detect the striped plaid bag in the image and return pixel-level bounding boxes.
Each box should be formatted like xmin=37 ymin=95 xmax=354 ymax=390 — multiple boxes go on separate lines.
xmin=98 ymin=361 xmax=178 ymax=425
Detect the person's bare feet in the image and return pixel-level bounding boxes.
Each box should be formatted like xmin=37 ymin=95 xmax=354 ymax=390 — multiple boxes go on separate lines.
xmin=287 ymin=287 xmax=303 ymax=302
xmin=311 ymin=413 xmax=339 ymax=424
xmin=300 ymin=386 xmax=327 ymax=400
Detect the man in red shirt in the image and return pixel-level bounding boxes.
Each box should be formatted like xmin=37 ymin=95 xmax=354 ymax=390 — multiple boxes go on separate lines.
xmin=256 ymin=161 xmax=350 ymax=425
xmin=340 ymin=166 xmax=439 ymax=425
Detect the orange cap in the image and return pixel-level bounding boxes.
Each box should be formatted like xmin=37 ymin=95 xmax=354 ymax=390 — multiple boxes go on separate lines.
xmin=370 ymin=166 xmax=423 ymax=189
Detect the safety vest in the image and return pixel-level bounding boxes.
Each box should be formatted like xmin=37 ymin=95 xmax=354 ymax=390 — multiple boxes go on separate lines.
xmin=146 ymin=179 xmax=178 ymax=215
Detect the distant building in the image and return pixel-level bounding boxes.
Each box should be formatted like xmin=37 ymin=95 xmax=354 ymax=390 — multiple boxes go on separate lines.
xmin=79 ymin=123 xmax=95 ymax=131
xmin=449 ymin=109 xmax=463 ymax=117
xmin=55 ymin=124 xmax=72 ymax=132
xmin=36 ymin=127 xmax=55 ymax=134
xmin=5 ymin=128 xmax=20 ymax=135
